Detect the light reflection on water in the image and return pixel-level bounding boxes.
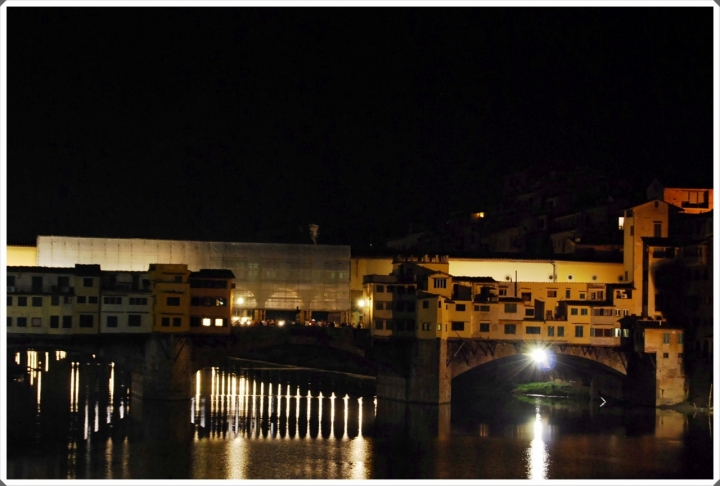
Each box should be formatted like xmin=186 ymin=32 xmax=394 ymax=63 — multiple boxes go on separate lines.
xmin=5 ymin=351 xmax=716 ymax=480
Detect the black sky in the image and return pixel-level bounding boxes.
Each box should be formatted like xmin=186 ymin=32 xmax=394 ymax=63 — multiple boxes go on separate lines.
xmin=7 ymin=6 xmax=715 ymax=246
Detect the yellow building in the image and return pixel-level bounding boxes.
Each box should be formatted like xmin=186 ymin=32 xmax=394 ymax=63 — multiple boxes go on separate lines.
xmin=149 ymin=264 xmax=191 ymax=333
xmin=6 ymin=245 xmax=38 ymax=266
xmin=189 ymin=269 xmax=235 ymax=334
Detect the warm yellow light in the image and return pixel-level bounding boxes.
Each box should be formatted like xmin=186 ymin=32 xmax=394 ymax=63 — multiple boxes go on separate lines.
xmin=202 ymin=318 xmax=212 ymax=327
xmin=236 ymin=297 xmax=245 ymax=305
xmin=618 ymin=216 xmax=624 ymax=230
xmin=278 ymin=320 xmax=285 ymax=327
xmin=214 ymin=318 xmax=223 ymax=327
xmin=358 ymin=299 xmax=367 ymax=308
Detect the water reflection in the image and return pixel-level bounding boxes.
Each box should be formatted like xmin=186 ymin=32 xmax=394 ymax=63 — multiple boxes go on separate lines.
xmin=527 ymin=405 xmax=549 ymax=480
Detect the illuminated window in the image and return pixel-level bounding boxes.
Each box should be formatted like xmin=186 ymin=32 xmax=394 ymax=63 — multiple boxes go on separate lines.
xmin=618 ymin=217 xmax=624 ymax=230
xmin=202 ymin=318 xmax=212 ymax=327
xmin=214 ymin=318 xmax=223 ymax=327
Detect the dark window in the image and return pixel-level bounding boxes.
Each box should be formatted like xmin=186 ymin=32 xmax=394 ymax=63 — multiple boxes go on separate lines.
xmin=50 ymin=316 xmax=60 ymax=328
xmin=6 ymin=296 xmax=11 ymax=306
xmin=480 ymin=305 xmax=490 ymax=312
xmin=32 ymin=276 xmax=43 ymax=290
xmin=438 ymin=301 xmax=442 ymax=308
xmin=654 ymin=222 xmax=662 ymax=237
xmin=374 ymin=319 xmax=383 ymax=330
xmin=89 ymin=296 xmax=98 ymax=304
xmin=456 ymin=304 xmax=466 ymax=312
xmin=190 ymin=317 xmax=201 ymax=327
xmin=396 ymin=301 xmax=405 ymax=311
xmin=433 ymin=278 xmax=447 ymax=289
xmin=167 ymin=297 xmax=181 ymax=306
xmin=521 ymin=292 xmax=532 ymax=302
xmin=129 ymin=297 xmax=147 ymax=305
xmin=77 ymin=296 xmax=87 ymax=304
xmin=161 ymin=317 xmax=170 ymax=327
xmin=18 ymin=317 xmax=27 ymax=327
xmin=104 ymin=297 xmax=122 ymax=305
xmin=64 ymin=296 xmax=72 ymax=304
xmin=526 ymin=326 xmax=541 ymax=334
xmin=407 ymin=303 xmax=415 ymax=312
xmin=128 ymin=315 xmax=142 ymax=327
xmin=504 ymin=324 xmax=516 ymax=334
xmin=18 ymin=296 xmax=27 ymax=306
xmin=451 ymin=322 xmax=465 ymax=331
xmin=106 ymin=316 xmax=118 ymax=328
xmin=548 ymin=326 xmax=555 ymax=337
xmin=79 ymin=315 xmax=94 ymax=328
xmin=504 ymin=303 xmax=517 ymax=313
xmin=395 ymin=320 xmax=405 ymax=331
xmin=83 ymin=278 xmax=93 ymax=287
xmin=7 ymin=275 xmax=15 ymax=286
xmin=51 ymin=295 xmax=59 ymax=306
xmin=62 ymin=316 xmax=72 ymax=328
xmin=423 ymin=300 xmax=429 ymax=309
xmin=376 ymin=285 xmax=384 ymax=293
xmin=7 ymin=317 xmax=12 ymax=327
xmin=558 ymin=326 xmax=565 ymax=337
xmin=173 ymin=317 xmax=181 ymax=327
xmin=547 ymin=290 xmax=557 ymax=298
xmin=397 ymin=286 xmax=406 ymax=295
xmin=571 ymin=308 xmax=578 ymax=315
xmin=480 ymin=323 xmax=490 ymax=332
xmin=58 ymin=276 xmax=70 ymax=288
xmin=662 ymin=352 xmax=669 ymax=359
xmin=525 ymin=308 xmax=534 ymax=317
xmin=375 ymin=302 xmax=383 ymax=310
xmin=575 ymin=325 xmax=584 ymax=338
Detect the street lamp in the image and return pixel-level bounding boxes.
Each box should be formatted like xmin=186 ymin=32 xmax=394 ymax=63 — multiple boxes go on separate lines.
xmin=357 ymin=299 xmax=367 ymax=328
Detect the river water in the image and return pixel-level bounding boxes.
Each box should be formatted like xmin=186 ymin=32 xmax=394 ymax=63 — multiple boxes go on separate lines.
xmin=5 ymin=349 xmax=716 ymax=480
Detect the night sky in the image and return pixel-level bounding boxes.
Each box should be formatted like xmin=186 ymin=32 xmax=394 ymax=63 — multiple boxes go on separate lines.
xmin=6 ymin=6 xmax=715 ymax=247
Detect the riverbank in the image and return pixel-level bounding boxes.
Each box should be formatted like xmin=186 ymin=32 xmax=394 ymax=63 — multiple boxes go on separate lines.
xmin=511 ymin=381 xmax=589 ymax=398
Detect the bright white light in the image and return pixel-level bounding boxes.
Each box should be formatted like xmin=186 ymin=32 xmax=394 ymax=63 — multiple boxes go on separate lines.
xmin=202 ymin=318 xmax=212 ymax=327
xmin=214 ymin=318 xmax=223 ymax=327
xmin=236 ymin=297 xmax=245 ymax=305
xmin=358 ymin=299 xmax=367 ymax=308
xmin=278 ymin=320 xmax=285 ymax=326
xmin=531 ymin=349 xmax=547 ymax=364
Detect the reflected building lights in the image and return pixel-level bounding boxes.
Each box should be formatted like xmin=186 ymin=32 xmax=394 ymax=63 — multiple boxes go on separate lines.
xmin=84 ymin=402 xmax=89 ymax=440
xmin=343 ymin=394 xmax=349 ymax=440
xmin=330 ymin=392 xmax=336 ymax=440
xmin=36 ymin=370 xmax=42 ymax=408
xmin=527 ymin=408 xmax=549 ymax=480
xmin=45 ymin=351 xmax=49 ymax=372
xmin=94 ymin=401 xmax=99 ymax=432
xmin=16 ymin=352 xmax=21 ymax=365
xmin=358 ymin=397 xmax=363 ymax=438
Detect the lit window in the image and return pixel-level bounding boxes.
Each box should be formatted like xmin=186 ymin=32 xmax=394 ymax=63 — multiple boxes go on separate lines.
xmin=214 ymin=318 xmax=223 ymax=327
xmin=618 ymin=216 xmax=624 ymax=230
xmin=202 ymin=318 xmax=212 ymax=327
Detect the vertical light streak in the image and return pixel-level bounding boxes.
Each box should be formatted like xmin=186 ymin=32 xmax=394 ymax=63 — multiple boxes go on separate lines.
xmin=36 ymin=370 xmax=42 ymax=408
xmin=259 ymin=382 xmax=265 ymax=432
xmin=527 ymin=408 xmax=549 ymax=480
xmin=75 ymin=364 xmax=79 ymax=411
xmin=374 ymin=397 xmax=377 ymax=417
xmin=15 ymin=352 xmax=20 ymax=365
xmin=84 ymin=402 xmax=89 ymax=440
xmin=211 ymin=368 xmax=216 ymax=397
xmin=306 ymin=390 xmax=311 ymax=439
xmin=296 ymin=386 xmax=301 ymax=439
xmin=119 ymin=399 xmax=124 ymax=419
xmin=357 ymin=397 xmax=363 ymax=438
xmin=330 ymin=392 xmax=336 ymax=440
xmin=285 ymin=384 xmax=291 ymax=439
xmin=45 ymin=351 xmax=49 ymax=372
xmin=318 ymin=391 xmax=324 ymax=439
xmin=343 ymin=394 xmax=349 ymax=440
xmin=196 ymin=370 xmax=201 ymax=400
xmin=94 ymin=401 xmax=99 ymax=432
xmin=109 ymin=363 xmax=115 ymax=403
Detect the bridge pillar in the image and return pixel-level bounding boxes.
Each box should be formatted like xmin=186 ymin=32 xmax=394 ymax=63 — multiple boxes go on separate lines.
xmin=131 ymin=334 xmax=193 ymax=401
xmin=376 ymin=338 xmax=451 ymax=404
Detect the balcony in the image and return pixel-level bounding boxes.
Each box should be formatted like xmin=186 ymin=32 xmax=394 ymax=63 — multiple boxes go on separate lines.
xmin=8 ymin=286 xmax=75 ymax=294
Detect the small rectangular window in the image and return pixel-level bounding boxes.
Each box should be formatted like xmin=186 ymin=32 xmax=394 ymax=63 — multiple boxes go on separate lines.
xmin=548 ymin=326 xmax=555 ymax=337
xmin=79 ymin=315 xmax=94 ymax=328
xmin=565 ymin=289 xmax=571 ymax=298
xmin=525 ymin=308 xmax=534 ymax=317
xmin=376 ymin=285 xmax=384 ymax=293
xmin=64 ymin=296 xmax=72 ymax=304
xmin=174 ymin=318 xmax=182 ymax=327
xmin=77 ymin=296 xmax=87 ymax=304
xmin=558 ymin=326 xmax=565 ymax=337
xmin=581 ymin=308 xmax=588 ymax=316
xmin=521 ymin=292 xmax=531 ymax=302
xmin=107 ymin=316 xmax=118 ymax=328
xmin=89 ymin=296 xmax=98 ymax=304
xmin=575 ymin=325 xmax=584 ymax=338
xmin=526 ymin=326 xmax=541 ymax=335
xmin=451 ymin=322 xmax=465 ymax=331
xmin=571 ymin=308 xmax=578 ymax=316
xmin=18 ymin=317 xmax=27 ymax=327
xmin=547 ymin=290 xmax=557 ymax=298
xmin=162 ymin=317 xmax=170 ymax=327
xmin=423 ymin=300 xmax=429 ymax=309
xmin=438 ymin=301 xmax=442 ymax=308
xmin=128 ymin=315 xmax=142 ymax=327
xmin=662 ymin=332 xmax=671 ymax=344
xmin=456 ymin=304 xmax=466 ymax=312
xmin=8 ymin=317 xmax=12 ymax=327
xmin=504 ymin=303 xmax=517 ymax=313
xmin=375 ymin=319 xmax=383 ymax=330
xmin=51 ymin=295 xmax=59 ymax=306
xmin=677 ymin=333 xmax=683 ymax=344
xmin=662 ymin=352 xmax=669 ymax=359
xmin=6 ymin=296 xmax=12 ymax=306
xmin=83 ymin=278 xmax=93 ymax=288
xmin=62 ymin=316 xmax=72 ymax=328
xmin=31 ymin=317 xmax=42 ymax=327
xmin=504 ymin=324 xmax=516 ymax=334
xmin=18 ymin=296 xmax=27 ymax=307
xmin=7 ymin=275 xmax=16 ymax=286
xmin=50 ymin=316 xmax=60 ymax=328
xmin=480 ymin=305 xmax=490 ymax=312
xmin=433 ymin=278 xmax=447 ymax=289
xmin=167 ymin=297 xmax=181 ymax=306
xmin=480 ymin=323 xmax=490 ymax=332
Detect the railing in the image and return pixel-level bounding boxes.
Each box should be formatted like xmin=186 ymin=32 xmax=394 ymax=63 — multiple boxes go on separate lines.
xmin=7 ymin=286 xmax=75 ymax=294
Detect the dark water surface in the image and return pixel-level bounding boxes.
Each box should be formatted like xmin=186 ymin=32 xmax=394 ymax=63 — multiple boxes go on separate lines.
xmin=6 ymin=350 xmax=715 ymax=480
